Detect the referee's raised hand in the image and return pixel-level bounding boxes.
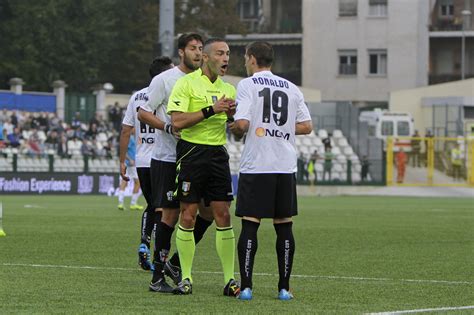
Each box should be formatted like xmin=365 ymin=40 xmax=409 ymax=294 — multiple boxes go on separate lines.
xmin=212 ymin=95 xmax=234 ymax=114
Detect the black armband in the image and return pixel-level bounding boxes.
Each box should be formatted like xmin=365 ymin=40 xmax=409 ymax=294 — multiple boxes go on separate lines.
xmin=201 ymin=106 xmax=215 ymax=119
xmin=164 ymin=123 xmax=172 ymax=134
xmin=226 ymin=117 xmax=235 ymax=123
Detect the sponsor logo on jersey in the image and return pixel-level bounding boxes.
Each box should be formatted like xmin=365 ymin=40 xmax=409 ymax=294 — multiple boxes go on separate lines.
xmin=166 ymin=191 xmax=173 ymax=201
xmin=140 ymin=137 xmax=155 ymax=144
xmin=255 ymin=127 xmax=290 ymax=140
xmin=173 ymin=101 xmax=181 ymax=106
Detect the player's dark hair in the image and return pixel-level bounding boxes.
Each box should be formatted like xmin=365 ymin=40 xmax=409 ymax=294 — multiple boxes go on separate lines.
xmin=246 ymin=41 xmax=274 ymax=67
xmin=177 ymin=33 xmax=203 ymax=51
xmin=149 ymin=56 xmax=173 ymax=78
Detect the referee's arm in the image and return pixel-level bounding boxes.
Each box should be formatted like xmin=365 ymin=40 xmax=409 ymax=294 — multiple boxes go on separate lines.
xmin=171 ymin=95 xmax=233 ymax=130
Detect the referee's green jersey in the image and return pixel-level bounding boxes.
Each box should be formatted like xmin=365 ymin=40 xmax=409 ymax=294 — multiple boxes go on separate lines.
xmin=167 ymin=68 xmax=236 ymax=146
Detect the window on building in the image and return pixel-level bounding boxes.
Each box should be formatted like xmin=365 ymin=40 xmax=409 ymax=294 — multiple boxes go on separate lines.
xmin=381 ymin=121 xmax=393 ymax=136
xmin=338 ymin=50 xmax=358 ymax=75
xmin=339 ymin=0 xmax=357 ymax=17
xmin=368 ymin=0 xmax=387 ymax=17
xmin=239 ymin=0 xmax=259 ymax=19
xmin=397 ymin=121 xmax=410 ymax=136
xmin=368 ymin=50 xmax=387 ymax=75
xmin=439 ymin=0 xmax=454 ymax=17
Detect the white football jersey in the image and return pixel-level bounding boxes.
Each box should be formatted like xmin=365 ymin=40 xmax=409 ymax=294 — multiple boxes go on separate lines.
xmin=140 ymin=67 xmax=186 ymax=162
xmin=122 ymin=87 xmax=154 ymax=168
xmin=234 ymin=71 xmax=312 ymax=173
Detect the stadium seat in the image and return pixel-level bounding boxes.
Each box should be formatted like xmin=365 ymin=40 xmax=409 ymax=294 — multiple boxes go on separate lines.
xmin=317 ymin=129 xmax=328 ymax=139
xmin=295 ymin=137 xmax=302 ymax=146
xmin=331 ymin=147 xmax=341 ymax=155
xmin=343 ymin=147 xmax=354 ymax=156
xmin=301 ymin=137 xmax=312 ymax=146
xmin=338 ymin=138 xmax=348 ymax=147
xmin=332 ymin=129 xmax=343 ymax=138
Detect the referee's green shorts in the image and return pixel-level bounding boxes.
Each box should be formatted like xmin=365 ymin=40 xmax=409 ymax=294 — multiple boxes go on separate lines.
xmin=174 ymin=139 xmax=234 ymax=204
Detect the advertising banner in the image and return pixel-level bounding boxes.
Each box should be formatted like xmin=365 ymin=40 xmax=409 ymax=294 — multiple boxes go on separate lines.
xmin=0 ymin=173 xmax=118 ymax=195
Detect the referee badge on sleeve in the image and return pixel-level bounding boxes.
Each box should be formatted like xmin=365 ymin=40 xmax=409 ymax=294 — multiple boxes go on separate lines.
xmin=182 ymin=181 xmax=191 ymax=195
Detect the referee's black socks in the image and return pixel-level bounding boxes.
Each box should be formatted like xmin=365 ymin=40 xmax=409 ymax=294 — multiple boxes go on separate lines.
xmin=274 ymin=221 xmax=295 ymax=291
xmin=168 ymin=214 xmax=213 ymax=267
xmin=238 ymin=219 xmax=260 ymax=290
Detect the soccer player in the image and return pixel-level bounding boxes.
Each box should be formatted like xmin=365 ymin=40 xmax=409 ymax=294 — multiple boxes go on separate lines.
xmin=229 ymin=41 xmax=313 ymax=301
xmin=166 ymin=38 xmax=239 ymax=296
xmin=118 ymin=128 xmax=143 ymax=211
xmin=138 ymin=33 xmax=215 ymax=293
xmin=120 ymin=56 xmax=174 ymax=270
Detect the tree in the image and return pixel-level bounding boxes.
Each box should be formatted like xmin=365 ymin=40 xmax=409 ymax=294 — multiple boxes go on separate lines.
xmin=175 ymin=0 xmax=247 ymax=37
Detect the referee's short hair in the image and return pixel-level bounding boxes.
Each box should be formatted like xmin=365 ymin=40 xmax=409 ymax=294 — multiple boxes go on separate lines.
xmin=177 ymin=33 xmax=203 ymax=51
xmin=246 ymin=41 xmax=274 ymax=67
xmin=149 ymin=56 xmax=173 ymax=78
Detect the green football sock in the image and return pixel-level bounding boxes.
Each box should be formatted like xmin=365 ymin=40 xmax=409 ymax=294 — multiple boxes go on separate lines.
xmin=216 ymin=226 xmax=235 ymax=284
xmin=176 ymin=225 xmax=195 ymax=283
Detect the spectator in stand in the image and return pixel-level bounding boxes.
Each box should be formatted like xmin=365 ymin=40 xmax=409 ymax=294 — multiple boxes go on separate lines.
xmin=45 ymin=130 xmax=59 ymax=151
xmin=10 ymin=111 xmax=18 ymax=127
xmin=322 ymin=133 xmax=332 ymax=151
xmin=310 ymin=149 xmax=320 ymax=183
xmin=450 ymin=143 xmax=462 ymax=181
xmin=71 ymin=112 xmax=82 ymax=129
xmin=80 ymin=139 xmax=94 ymax=158
xmin=410 ymin=130 xmax=421 ymax=167
xmin=89 ymin=112 xmax=100 ymax=129
xmin=3 ymin=119 xmax=14 ymax=135
xmin=7 ymin=127 xmax=22 ymax=148
xmin=37 ymin=112 xmax=49 ymax=131
xmin=49 ymin=113 xmax=61 ymax=131
xmin=90 ymin=138 xmax=103 ymax=157
xmin=322 ymin=147 xmax=334 ymax=181
xmin=424 ymin=130 xmax=434 ymax=166
xmin=57 ymin=133 xmax=70 ymax=158
xmin=297 ymin=153 xmax=308 ymax=184
xmin=103 ymin=138 xmax=114 ymax=159
xmin=361 ymin=155 xmax=370 ymax=182
xmin=85 ymin=123 xmax=98 ymax=140
xmin=0 ymin=109 xmax=8 ymax=123
xmin=108 ymin=102 xmax=122 ymax=131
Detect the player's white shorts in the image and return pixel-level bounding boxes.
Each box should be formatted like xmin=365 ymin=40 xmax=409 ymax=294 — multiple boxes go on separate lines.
xmin=126 ymin=166 xmax=139 ymax=179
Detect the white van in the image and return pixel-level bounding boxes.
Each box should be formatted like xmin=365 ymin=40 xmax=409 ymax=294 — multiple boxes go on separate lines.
xmin=359 ymin=109 xmax=415 ymax=151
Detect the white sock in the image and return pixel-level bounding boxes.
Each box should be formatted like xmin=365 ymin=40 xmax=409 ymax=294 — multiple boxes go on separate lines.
xmin=131 ymin=192 xmax=141 ymax=205
xmin=118 ymin=190 xmax=124 ymax=204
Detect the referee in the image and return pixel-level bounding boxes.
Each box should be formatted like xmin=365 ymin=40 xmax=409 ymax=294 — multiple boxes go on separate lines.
xmin=167 ymin=38 xmax=239 ymax=297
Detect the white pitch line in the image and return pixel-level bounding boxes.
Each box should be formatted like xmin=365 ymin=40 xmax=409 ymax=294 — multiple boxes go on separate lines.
xmin=366 ymin=305 xmax=474 ymax=314
xmin=1 ymin=263 xmax=472 ymax=286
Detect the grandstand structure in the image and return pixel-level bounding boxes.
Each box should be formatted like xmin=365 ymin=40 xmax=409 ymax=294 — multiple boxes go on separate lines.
xmin=226 ymin=128 xmax=365 ymax=183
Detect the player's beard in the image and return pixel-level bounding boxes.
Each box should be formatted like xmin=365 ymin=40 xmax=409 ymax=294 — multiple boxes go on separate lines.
xmin=183 ymin=54 xmax=201 ymax=71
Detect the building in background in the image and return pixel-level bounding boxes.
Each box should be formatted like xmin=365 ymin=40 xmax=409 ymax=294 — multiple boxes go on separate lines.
xmin=227 ymin=0 xmax=303 ymax=84
xmin=429 ymin=0 xmax=474 ymax=84
xmin=302 ymin=0 xmax=430 ymax=109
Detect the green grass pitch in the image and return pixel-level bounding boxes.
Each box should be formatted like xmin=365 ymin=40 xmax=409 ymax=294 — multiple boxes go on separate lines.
xmin=0 ymin=195 xmax=472 ymax=314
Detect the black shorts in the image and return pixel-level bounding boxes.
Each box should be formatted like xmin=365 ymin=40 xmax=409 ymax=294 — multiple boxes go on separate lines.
xmin=175 ymin=139 xmax=233 ymax=204
xmin=150 ymin=159 xmax=180 ymax=209
xmin=137 ymin=167 xmax=152 ymax=206
xmin=236 ymin=173 xmax=297 ymax=219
